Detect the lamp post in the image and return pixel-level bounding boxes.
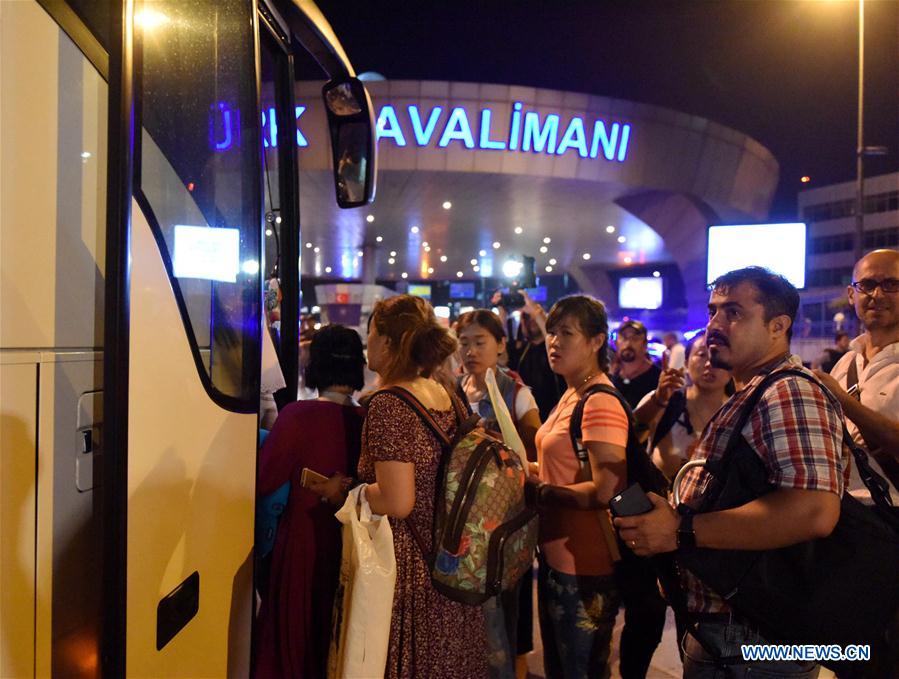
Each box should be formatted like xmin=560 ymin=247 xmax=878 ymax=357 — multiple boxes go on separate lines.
xmin=853 ymin=0 xmax=890 ymax=262
xmin=854 ymin=0 xmax=865 ymax=262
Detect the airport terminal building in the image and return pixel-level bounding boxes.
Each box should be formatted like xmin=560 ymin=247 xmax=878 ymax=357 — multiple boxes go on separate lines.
xmin=248 ymin=79 xmax=781 ymax=329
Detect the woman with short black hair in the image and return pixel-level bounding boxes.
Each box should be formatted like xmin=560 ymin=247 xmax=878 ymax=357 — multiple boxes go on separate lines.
xmin=254 ymin=324 xmax=366 ymax=678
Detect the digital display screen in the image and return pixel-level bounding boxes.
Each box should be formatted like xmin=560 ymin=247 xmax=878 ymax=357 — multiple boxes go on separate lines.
xmin=173 ymin=224 xmax=240 ymax=282
xmin=450 ymin=282 xmax=476 ymax=299
xmin=408 ymin=284 xmax=432 ymax=299
xmin=618 ymin=277 xmax=663 ymax=309
xmin=707 ymin=223 xmax=806 ymax=289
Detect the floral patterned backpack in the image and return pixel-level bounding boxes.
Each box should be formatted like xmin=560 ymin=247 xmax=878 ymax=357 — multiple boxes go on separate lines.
xmin=372 ymin=386 xmax=538 ymax=605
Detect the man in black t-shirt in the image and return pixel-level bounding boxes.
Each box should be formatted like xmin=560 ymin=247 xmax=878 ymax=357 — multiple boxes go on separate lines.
xmin=612 ymin=320 xmax=662 ymax=409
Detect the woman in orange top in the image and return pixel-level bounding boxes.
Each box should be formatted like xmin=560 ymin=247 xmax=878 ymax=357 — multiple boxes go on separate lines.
xmin=528 ymin=295 xmax=628 ymax=679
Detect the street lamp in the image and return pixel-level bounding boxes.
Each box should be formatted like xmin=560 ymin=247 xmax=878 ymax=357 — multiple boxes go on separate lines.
xmin=854 ymin=0 xmax=890 ymax=261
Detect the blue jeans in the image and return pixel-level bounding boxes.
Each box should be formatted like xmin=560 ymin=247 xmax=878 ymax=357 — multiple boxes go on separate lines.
xmin=683 ymin=618 xmax=820 ymax=678
xmin=536 ymin=558 xmax=621 ymax=679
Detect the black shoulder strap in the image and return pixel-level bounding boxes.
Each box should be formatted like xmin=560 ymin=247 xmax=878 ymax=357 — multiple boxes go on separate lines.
xmin=649 ymin=389 xmax=688 ymax=452
xmin=700 ymin=368 xmax=894 ymax=511
xmin=569 ymin=383 xmax=635 ymax=464
xmin=847 ymin=357 xmax=859 ymax=392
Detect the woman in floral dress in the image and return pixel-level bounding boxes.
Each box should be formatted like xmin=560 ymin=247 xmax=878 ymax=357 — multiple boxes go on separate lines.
xmin=358 ymin=295 xmax=488 ymax=678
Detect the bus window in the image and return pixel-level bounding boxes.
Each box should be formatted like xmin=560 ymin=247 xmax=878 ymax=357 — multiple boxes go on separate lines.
xmin=136 ymin=0 xmax=261 ymax=407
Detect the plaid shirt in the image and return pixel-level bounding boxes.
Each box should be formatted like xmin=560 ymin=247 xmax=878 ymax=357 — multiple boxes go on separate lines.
xmin=675 ymin=356 xmax=848 ymax=614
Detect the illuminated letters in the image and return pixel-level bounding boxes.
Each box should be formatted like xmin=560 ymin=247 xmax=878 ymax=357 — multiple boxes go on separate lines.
xmin=591 ymin=121 xmax=621 ymax=161
xmin=408 ymin=105 xmax=443 ymax=145
xmin=376 ymin=105 xmax=407 ymax=146
xmin=509 ymin=102 xmax=523 ymax=151
xmin=522 ymin=112 xmax=559 ymax=154
xmin=556 ymin=117 xmax=589 ymax=158
xmin=478 ymin=109 xmax=507 ymax=150
xmin=295 ymin=106 xmax=307 ymax=147
xmin=438 ymin=107 xmax=476 ymax=148
xmin=213 ymin=98 xmax=633 ymax=163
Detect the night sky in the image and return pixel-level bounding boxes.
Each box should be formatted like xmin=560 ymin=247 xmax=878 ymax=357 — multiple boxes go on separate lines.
xmin=316 ymin=0 xmax=898 ymax=219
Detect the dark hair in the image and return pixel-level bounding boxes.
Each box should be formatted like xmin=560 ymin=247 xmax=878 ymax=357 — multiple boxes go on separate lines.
xmin=304 ymin=324 xmax=366 ymax=391
xmin=835 ymin=331 xmax=849 ymax=343
xmin=370 ymin=295 xmax=458 ymax=383
xmin=455 ymin=309 xmax=506 ymax=343
xmin=684 ymin=330 xmax=706 ymax=361
xmin=545 ymin=295 xmax=611 ymax=373
xmin=710 ymin=267 xmax=800 ymax=341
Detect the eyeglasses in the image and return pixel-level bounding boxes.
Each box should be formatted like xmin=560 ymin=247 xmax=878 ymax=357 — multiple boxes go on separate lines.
xmin=850 ymin=278 xmax=899 ymax=294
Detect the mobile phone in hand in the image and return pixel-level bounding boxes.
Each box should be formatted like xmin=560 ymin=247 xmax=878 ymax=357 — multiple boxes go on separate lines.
xmin=300 ymin=467 xmax=329 ymax=488
xmin=609 ymin=483 xmax=654 ymax=517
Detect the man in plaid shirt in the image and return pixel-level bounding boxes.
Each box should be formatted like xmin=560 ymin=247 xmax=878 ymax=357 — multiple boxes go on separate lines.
xmin=615 ymin=267 xmax=847 ymax=678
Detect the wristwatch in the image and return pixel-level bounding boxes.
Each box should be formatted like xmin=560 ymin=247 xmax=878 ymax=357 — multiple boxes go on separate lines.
xmin=676 ymin=513 xmax=696 ymax=551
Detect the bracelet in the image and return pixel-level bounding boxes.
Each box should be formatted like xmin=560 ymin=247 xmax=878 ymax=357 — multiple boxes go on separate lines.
xmin=652 ymin=392 xmax=669 ymax=408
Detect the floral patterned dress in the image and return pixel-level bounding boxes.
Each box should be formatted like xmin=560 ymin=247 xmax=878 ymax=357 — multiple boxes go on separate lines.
xmin=358 ymin=391 xmax=489 ymax=679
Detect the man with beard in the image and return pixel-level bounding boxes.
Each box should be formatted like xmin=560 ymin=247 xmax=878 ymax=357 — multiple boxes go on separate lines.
xmin=613 ymin=267 xmax=846 ymax=678
xmin=612 ymin=320 xmax=662 ymax=409
xmin=814 ymin=249 xmax=899 ymax=496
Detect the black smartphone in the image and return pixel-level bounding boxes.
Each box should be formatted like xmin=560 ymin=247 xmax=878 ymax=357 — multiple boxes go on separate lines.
xmin=609 ymin=483 xmax=654 ymax=517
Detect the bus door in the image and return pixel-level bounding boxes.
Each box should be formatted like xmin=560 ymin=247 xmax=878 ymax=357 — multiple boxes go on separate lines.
xmin=101 ymin=0 xmax=375 ymax=676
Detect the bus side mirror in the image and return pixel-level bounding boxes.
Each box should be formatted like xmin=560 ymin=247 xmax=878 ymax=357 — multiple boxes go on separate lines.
xmin=322 ymin=77 xmax=377 ymax=208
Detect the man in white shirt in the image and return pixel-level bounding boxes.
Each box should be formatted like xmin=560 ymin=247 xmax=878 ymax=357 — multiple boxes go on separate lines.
xmin=814 ymin=249 xmax=899 ymax=499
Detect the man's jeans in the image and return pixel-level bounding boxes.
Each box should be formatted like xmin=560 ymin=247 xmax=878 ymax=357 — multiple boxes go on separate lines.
xmin=682 ymin=618 xmax=819 ymax=679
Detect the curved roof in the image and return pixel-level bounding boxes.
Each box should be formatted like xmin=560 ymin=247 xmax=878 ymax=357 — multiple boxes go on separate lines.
xmin=287 ymin=79 xmax=779 ymax=322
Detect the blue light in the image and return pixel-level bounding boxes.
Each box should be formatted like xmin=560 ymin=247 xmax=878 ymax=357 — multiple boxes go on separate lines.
xmin=508 ymin=102 xmax=523 ymax=151
xmin=376 ymin=105 xmax=407 ymax=146
xmin=522 ymin=112 xmax=559 ymax=154
xmin=683 ymin=328 xmax=705 ymax=341
xmin=556 ymin=117 xmax=589 ymax=158
xmin=438 ymin=107 xmax=475 ymax=148
xmin=408 ymin=105 xmax=443 ymax=146
xmin=295 ymin=106 xmax=308 ymax=147
xmin=209 ymin=99 xmax=633 ymax=162
xmin=591 ymin=121 xmax=622 ymax=161
xmin=478 ymin=109 xmax=507 ymax=150
xmin=210 ymin=102 xmax=235 ymax=151
xmin=617 ymin=124 xmax=631 ymax=162
xmin=265 ymin=107 xmax=278 ymax=148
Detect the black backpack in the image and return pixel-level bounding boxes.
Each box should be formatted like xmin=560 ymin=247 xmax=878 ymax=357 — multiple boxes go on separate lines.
xmin=569 ymin=383 xmax=668 ymax=502
xmin=676 ymin=368 xmax=899 ymax=677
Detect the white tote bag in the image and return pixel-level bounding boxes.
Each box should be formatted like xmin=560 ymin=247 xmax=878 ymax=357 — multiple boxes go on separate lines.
xmin=328 ymin=484 xmax=397 ymax=679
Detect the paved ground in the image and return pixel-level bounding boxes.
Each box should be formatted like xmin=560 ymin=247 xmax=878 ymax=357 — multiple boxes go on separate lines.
xmin=520 ymin=574 xmax=838 ymax=679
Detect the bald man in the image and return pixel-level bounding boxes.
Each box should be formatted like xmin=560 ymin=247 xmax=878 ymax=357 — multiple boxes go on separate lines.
xmin=815 ymin=248 xmax=899 ymax=497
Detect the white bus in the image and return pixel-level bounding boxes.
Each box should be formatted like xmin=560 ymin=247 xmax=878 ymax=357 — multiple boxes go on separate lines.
xmin=0 ymin=1 xmax=375 ymax=675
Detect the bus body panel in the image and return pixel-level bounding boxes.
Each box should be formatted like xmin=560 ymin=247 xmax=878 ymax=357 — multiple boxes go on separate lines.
xmin=126 ymin=199 xmax=256 ymax=677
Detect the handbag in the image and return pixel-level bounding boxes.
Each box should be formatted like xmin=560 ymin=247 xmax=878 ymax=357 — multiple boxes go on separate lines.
xmin=327 ymin=484 xmax=397 ymax=679
xmin=675 ymin=368 xmax=899 ymax=676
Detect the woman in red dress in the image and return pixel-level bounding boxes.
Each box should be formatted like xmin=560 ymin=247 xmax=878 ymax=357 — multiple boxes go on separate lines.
xmin=254 ymin=324 xmax=366 ymax=678
xmin=358 ymin=295 xmax=489 ymax=678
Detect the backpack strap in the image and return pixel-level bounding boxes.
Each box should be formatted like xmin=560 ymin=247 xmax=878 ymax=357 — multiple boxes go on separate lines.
xmin=692 ymin=367 xmax=894 ymax=513
xmin=846 ymin=357 xmax=860 ymax=398
xmin=569 ymin=383 xmax=636 ymax=468
xmin=648 ymin=389 xmax=688 ymax=453
xmin=371 ymin=386 xmax=453 ymax=447
xmin=367 ymin=385 xmax=464 ymax=564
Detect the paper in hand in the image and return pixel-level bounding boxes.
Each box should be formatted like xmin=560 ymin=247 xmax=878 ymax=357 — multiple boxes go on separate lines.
xmin=485 ymin=368 xmax=528 ymax=470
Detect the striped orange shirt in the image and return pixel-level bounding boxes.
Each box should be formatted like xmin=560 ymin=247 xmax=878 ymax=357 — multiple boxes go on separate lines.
xmin=536 ymin=374 xmax=628 ymax=576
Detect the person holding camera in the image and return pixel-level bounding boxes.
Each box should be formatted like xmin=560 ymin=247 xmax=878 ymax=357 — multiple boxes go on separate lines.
xmin=493 ymin=289 xmax=566 ymax=423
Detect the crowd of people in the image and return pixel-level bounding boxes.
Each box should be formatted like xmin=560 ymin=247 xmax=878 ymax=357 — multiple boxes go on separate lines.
xmin=252 ymin=249 xmax=899 ymax=679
